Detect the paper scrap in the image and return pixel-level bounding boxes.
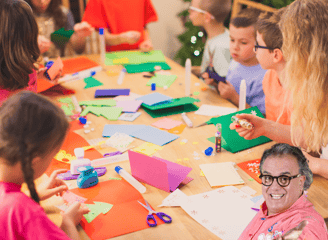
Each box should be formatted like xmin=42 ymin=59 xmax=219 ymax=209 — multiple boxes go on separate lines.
xmin=167 ymin=124 xmax=186 ymax=134
xmin=195 ymin=104 xmax=237 ymax=117
xmin=200 ymin=170 xmax=205 ymax=176
xmin=84 ymin=202 xmax=113 ymax=223
xmin=62 ymin=191 xmax=87 ymax=204
xmin=106 ymin=132 xmax=134 ymax=152
xmin=115 ymin=100 xmax=143 ymax=112
xmin=100 ymin=107 xmax=123 ymax=120
xmin=158 ymin=189 xmax=189 ymax=207
xmin=152 ymin=117 xmax=183 ymax=130
xmin=146 ymin=74 xmax=177 ymax=88
xmin=136 ymin=92 xmax=173 ymax=106
xmin=193 ymin=91 xmax=200 ymax=96
xmin=113 ymin=92 xmax=142 ymax=101
xmin=47 ymin=57 xmax=63 ymax=80
xmin=118 ymin=112 xmax=141 ymax=121
xmin=133 ymin=142 xmax=163 ymax=156
xmin=54 ymin=150 xmax=76 ymax=163
xmin=84 ymin=76 xmax=103 ymax=89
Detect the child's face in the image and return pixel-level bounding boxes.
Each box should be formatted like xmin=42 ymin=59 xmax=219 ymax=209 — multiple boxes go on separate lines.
xmin=31 ymin=0 xmax=51 ymax=13
xmin=255 ymin=32 xmax=275 ymax=70
xmin=229 ymin=24 xmax=257 ymax=65
xmin=33 ymin=145 xmax=61 ymax=179
xmin=189 ymin=0 xmax=205 ymax=27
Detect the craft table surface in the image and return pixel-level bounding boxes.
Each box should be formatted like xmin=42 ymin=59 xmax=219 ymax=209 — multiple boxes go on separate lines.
xmin=36 ymin=54 xmax=328 ymax=240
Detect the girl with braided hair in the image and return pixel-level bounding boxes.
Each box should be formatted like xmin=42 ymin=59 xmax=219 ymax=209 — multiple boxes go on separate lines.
xmin=0 ymin=91 xmax=89 ymax=240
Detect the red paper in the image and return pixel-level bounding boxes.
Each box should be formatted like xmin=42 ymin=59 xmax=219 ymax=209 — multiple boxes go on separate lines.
xmin=70 ymin=180 xmax=163 ymax=239
xmin=45 ymin=131 xmax=103 ymax=176
xmin=237 ymin=159 xmax=261 ymax=184
xmin=62 ymin=56 xmax=100 ymax=75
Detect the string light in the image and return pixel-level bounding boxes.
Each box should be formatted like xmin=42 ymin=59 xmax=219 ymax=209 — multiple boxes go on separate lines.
xmin=194 ymin=50 xmax=200 ymax=56
xmin=198 ymin=31 xmax=204 ymax=37
xmin=191 ymin=36 xmax=197 ymax=44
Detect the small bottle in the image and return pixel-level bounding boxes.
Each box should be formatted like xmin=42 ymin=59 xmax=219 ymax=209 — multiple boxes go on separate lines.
xmin=185 ymin=58 xmax=191 ymax=96
xmin=71 ymin=148 xmax=91 ymax=175
xmin=239 ymin=79 xmax=246 ymax=111
xmin=181 ymin=112 xmax=193 ymax=128
xmin=115 ymin=166 xmax=146 ymax=193
xmin=99 ymin=28 xmax=106 ymax=66
xmin=117 ymin=68 xmax=126 ymax=85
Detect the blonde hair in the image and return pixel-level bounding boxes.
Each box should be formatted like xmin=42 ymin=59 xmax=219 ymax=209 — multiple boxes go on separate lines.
xmin=279 ymin=0 xmax=328 ymax=153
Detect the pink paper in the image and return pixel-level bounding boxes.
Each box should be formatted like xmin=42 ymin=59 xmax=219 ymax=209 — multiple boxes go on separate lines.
xmin=115 ymin=100 xmax=143 ymax=112
xmin=152 ymin=118 xmax=183 ymax=130
xmin=62 ymin=191 xmax=87 ymax=203
xmin=128 ymin=150 xmax=192 ymax=192
xmin=113 ymin=92 xmax=141 ymax=101
xmin=47 ymin=57 xmax=64 ymax=80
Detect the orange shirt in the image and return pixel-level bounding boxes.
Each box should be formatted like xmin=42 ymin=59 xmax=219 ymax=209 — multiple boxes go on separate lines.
xmin=262 ymin=69 xmax=292 ymax=125
xmin=82 ymin=0 xmax=158 ymax=52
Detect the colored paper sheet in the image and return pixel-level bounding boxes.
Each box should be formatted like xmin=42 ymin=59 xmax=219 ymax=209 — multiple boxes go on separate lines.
xmin=133 ymin=142 xmax=163 ymax=156
xmin=168 ymin=123 xmax=186 ymax=134
xmin=37 ymin=78 xmax=55 ymax=93
xmin=45 ymin=131 xmax=103 ymax=176
xmin=102 ymin=125 xmax=145 ymax=137
xmin=62 ymin=191 xmax=87 ymax=204
xmin=113 ymin=92 xmax=142 ymax=101
xmin=54 ymin=150 xmax=76 ymax=164
xmin=70 ymin=180 xmax=163 ymax=239
xmin=124 ymin=62 xmax=171 ymax=73
xmin=79 ymin=99 xmax=116 ymax=107
xmin=158 ymin=189 xmax=189 ymax=207
xmin=142 ymin=97 xmax=199 ymax=110
xmin=115 ymin=100 xmax=143 ymax=112
xmin=180 ymin=186 xmax=257 ymax=240
xmin=84 ymin=77 xmax=103 ymax=89
xmin=80 ymin=106 xmax=102 ymax=117
xmin=152 ymin=117 xmax=183 ymax=130
xmin=58 ymin=97 xmax=75 ymax=116
xmin=105 ymin=50 xmax=166 ymax=66
xmin=51 ymin=28 xmax=74 ymax=47
xmin=38 ymin=82 xmax=75 ymax=95
xmin=136 ymin=92 xmax=173 ymax=106
xmin=118 ymin=112 xmax=141 ymax=121
xmin=100 ymin=107 xmax=123 ymax=120
xmin=84 ymin=202 xmax=114 ymax=223
xmin=69 ymin=120 xmax=84 ymax=131
xmin=195 ymin=104 xmax=237 ymax=117
xmin=62 ymin=56 xmax=100 ymax=75
xmin=129 ymin=151 xmax=192 ymax=192
xmin=106 ymin=132 xmax=134 ymax=152
xmin=146 ymin=74 xmax=177 ymax=88
xmin=240 ymin=186 xmax=257 ymax=196
xmin=47 ymin=57 xmax=64 ymax=80
xmin=95 ymin=89 xmax=130 ymax=98
xmin=199 ymin=162 xmax=244 ymax=187
xmin=237 ymin=159 xmax=261 ymax=184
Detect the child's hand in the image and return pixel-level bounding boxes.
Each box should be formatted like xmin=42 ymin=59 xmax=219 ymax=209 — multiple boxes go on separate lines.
xmin=62 ymin=202 xmax=90 ymax=226
xmin=38 ymin=35 xmax=51 ymax=54
xmin=201 ymin=72 xmax=214 ymax=85
xmin=274 ymin=220 xmax=308 ymax=240
xmin=120 ymin=31 xmax=141 ymax=44
xmin=73 ymin=21 xmax=94 ymax=38
xmin=139 ymin=39 xmax=153 ymax=52
xmin=230 ymin=114 xmax=266 ymax=140
xmin=37 ymin=169 xmax=68 ymax=201
xmin=37 ymin=67 xmax=62 ymax=84
xmin=218 ymin=80 xmax=238 ymax=101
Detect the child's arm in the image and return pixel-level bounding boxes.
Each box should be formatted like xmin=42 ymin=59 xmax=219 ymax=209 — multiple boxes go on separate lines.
xmin=139 ymin=28 xmax=153 ymax=52
xmin=303 ymin=151 xmax=328 ymax=179
xmin=104 ymin=29 xmax=141 ymax=46
xmin=70 ymin=22 xmax=94 ymax=54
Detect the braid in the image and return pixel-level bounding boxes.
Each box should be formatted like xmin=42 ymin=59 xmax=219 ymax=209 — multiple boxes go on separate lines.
xmin=20 ymin=142 xmax=40 ymax=204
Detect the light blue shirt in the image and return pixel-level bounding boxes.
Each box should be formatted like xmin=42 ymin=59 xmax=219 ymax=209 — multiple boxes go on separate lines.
xmin=226 ymin=60 xmax=267 ymax=114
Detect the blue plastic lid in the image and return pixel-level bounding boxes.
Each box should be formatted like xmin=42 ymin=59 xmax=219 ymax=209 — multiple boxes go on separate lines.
xmin=204 ymin=147 xmax=213 ymax=156
xmin=91 ymin=71 xmax=96 ymax=76
xmin=99 ymin=28 xmax=104 ymax=35
xmin=46 ymin=61 xmax=54 ymax=69
xmin=115 ymin=166 xmax=122 ymax=174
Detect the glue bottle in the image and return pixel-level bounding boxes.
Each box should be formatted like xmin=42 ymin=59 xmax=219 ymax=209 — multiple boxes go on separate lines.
xmin=115 ymin=166 xmax=146 ymax=193
xmin=99 ymin=28 xmax=106 ymax=66
xmin=71 ymin=148 xmax=91 ymax=175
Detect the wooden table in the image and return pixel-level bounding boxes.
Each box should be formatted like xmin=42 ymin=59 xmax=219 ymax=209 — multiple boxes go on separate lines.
xmin=39 ymin=54 xmax=328 ymax=240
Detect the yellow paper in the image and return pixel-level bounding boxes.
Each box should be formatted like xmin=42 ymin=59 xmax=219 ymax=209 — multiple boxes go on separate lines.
xmin=183 ymin=158 xmax=189 ymax=161
xmin=54 ymin=150 xmax=76 ymax=163
xmin=133 ymin=142 xmax=163 ymax=156
xmin=200 ymin=170 xmax=205 ymax=176
xmin=113 ymin=57 xmax=129 ymax=64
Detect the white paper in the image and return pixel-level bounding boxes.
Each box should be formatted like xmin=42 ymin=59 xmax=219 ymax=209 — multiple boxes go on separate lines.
xmin=240 ymin=186 xmax=257 ymax=196
xmin=105 ymin=132 xmax=134 ymax=152
xmin=118 ymin=112 xmax=141 ymax=122
xmin=195 ymin=104 xmax=237 ymax=117
xmin=158 ymin=189 xmax=189 ymax=207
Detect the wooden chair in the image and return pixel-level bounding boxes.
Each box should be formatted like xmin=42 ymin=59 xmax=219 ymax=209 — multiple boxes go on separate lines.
xmin=231 ymin=0 xmax=277 ymax=19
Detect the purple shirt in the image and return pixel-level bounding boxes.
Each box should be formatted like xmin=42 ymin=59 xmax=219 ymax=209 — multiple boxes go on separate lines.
xmin=0 ymin=182 xmax=71 ymax=240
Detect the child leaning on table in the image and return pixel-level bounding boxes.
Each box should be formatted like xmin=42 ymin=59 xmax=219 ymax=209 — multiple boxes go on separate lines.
xmin=0 ymin=0 xmax=62 ymax=106
xmin=188 ymin=0 xmax=231 ymax=78
xmin=0 ymin=91 xmax=89 ymax=240
xmin=203 ymin=8 xmax=267 ymax=114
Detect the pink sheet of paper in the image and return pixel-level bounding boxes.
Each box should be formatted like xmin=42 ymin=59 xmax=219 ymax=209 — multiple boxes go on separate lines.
xmin=62 ymin=191 xmax=87 ymax=203
xmin=47 ymin=57 xmax=64 ymax=80
xmin=115 ymin=100 xmax=143 ymax=112
xmin=128 ymin=150 xmax=193 ymax=192
xmin=152 ymin=118 xmax=183 ymax=130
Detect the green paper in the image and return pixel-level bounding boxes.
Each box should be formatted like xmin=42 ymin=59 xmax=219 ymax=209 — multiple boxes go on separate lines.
xmin=84 ymin=202 xmax=113 ymax=223
xmin=124 ymin=62 xmax=171 ymax=73
xmin=58 ymin=97 xmax=75 ymax=116
xmin=61 ymin=105 xmax=73 ymax=116
xmin=99 ymin=107 xmax=123 ymax=120
xmin=84 ymin=77 xmax=103 ymax=89
xmin=50 ymin=28 xmax=74 ymax=47
xmin=207 ymin=107 xmax=271 ymax=153
xmin=109 ymin=177 xmax=122 ymax=180
xmin=93 ymin=202 xmax=113 ymax=214
xmin=146 ymin=74 xmax=177 ymax=88
xmin=193 ymin=91 xmax=200 ymax=96
xmin=79 ymin=99 xmax=116 ymax=107
xmin=142 ymin=97 xmax=200 ymax=110
xmin=105 ymin=50 xmax=166 ymax=66
xmin=80 ymin=106 xmax=102 ymax=117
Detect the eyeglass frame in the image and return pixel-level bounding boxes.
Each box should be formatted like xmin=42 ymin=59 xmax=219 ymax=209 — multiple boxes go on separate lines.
xmin=188 ymin=6 xmax=215 ymax=19
xmin=253 ymin=44 xmax=276 ymax=52
xmin=259 ymin=173 xmax=302 ymax=187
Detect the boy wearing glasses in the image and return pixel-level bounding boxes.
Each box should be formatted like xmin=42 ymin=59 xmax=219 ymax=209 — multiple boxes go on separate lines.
xmin=203 ymin=8 xmax=267 ymax=114
xmin=189 ymin=0 xmax=231 ymax=79
xmin=239 ymin=143 xmax=328 ymax=240
xmin=255 ymin=9 xmax=291 ymax=125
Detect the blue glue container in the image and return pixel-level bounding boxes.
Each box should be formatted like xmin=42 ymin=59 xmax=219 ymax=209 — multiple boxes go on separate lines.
xmin=151 ymin=83 xmax=156 ymax=91
xmin=204 ymin=147 xmax=213 ymax=156
xmin=79 ymin=117 xmax=87 ymax=124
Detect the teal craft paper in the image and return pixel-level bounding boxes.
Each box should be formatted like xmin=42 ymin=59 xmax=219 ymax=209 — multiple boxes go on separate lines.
xmin=84 ymin=77 xmax=103 ymax=89
xmin=146 ymin=74 xmax=177 ymax=88
xmin=79 ymin=99 xmax=116 ymax=107
xmin=105 ymin=50 xmax=166 ymax=66
xmin=207 ymin=107 xmax=271 ymax=153
xmin=124 ymin=62 xmax=171 ymax=73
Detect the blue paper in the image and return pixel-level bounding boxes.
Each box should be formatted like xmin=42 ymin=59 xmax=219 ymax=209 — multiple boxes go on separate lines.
xmin=102 ymin=124 xmax=145 ymax=137
xmin=130 ymin=126 xmax=179 ymax=146
xmin=250 ymin=195 xmax=263 ymax=203
xmin=136 ymin=93 xmax=173 ymax=106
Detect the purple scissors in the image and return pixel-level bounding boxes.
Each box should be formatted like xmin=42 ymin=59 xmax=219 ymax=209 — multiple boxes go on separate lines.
xmin=138 ymin=200 xmax=172 ymax=227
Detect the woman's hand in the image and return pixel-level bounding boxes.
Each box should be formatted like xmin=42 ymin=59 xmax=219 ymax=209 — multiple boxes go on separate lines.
xmin=120 ymin=31 xmax=141 ymax=44
xmin=229 ymin=114 xmax=267 ymax=140
xmin=139 ymin=39 xmax=153 ymax=52
xmin=73 ymin=21 xmax=94 ymax=38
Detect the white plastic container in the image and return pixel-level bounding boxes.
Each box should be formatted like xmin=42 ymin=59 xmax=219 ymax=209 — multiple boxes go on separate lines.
xmin=71 ymin=148 xmax=91 ymax=175
xmin=115 ymin=166 xmax=146 ymax=193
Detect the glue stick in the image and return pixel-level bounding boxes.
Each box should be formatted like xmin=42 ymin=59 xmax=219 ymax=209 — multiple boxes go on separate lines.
xmin=99 ymin=28 xmax=106 ymax=65
xmin=185 ymin=58 xmax=191 ymax=96
xmin=115 ymin=166 xmax=146 ymax=193
xmin=239 ymin=79 xmax=246 ymax=111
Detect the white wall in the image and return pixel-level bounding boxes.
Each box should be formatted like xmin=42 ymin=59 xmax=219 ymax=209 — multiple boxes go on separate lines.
xmin=147 ymin=0 xmax=189 ymax=62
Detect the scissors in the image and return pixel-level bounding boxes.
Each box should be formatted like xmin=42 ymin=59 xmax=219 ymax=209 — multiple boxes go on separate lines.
xmin=138 ymin=200 xmax=172 ymax=227
xmin=202 ymin=48 xmax=226 ymax=84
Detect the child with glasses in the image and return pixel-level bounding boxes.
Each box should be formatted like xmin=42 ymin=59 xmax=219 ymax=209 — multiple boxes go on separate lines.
xmin=188 ymin=0 xmax=231 ymax=79
xmin=203 ymin=8 xmax=267 ymax=114
xmin=239 ymin=143 xmax=328 ymax=240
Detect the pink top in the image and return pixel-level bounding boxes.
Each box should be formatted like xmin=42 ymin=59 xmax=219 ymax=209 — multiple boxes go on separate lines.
xmin=239 ymin=195 xmax=328 ymax=239
xmin=0 ymin=182 xmax=71 ymax=240
xmin=0 ymin=70 xmax=37 ymax=106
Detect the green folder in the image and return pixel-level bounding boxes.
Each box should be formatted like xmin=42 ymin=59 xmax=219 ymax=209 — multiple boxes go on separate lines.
xmin=124 ymin=62 xmax=171 ymax=73
xmin=105 ymin=50 xmax=166 ymax=66
xmin=142 ymin=97 xmax=200 ymax=118
xmin=207 ymin=107 xmax=271 ymax=153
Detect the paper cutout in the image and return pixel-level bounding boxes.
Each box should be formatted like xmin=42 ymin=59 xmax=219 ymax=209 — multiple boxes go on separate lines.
xmin=113 ymin=92 xmax=142 ymax=101
xmin=124 ymin=62 xmax=171 ymax=73
xmin=62 ymin=56 xmax=100 ymax=75
xmin=118 ymin=112 xmax=141 ymax=121
xmin=54 ymin=150 xmax=76 ymax=163
xmin=129 ymin=151 xmax=193 ymax=192
xmin=115 ymin=100 xmax=143 ymax=112
xmin=199 ymin=162 xmax=244 ymax=187
xmin=55 ymin=203 xmax=69 ymax=211
xmin=58 ymin=97 xmax=75 ymax=116
xmin=51 ymin=28 xmax=74 ymax=47
xmin=193 ymin=91 xmax=200 ymax=96
xmin=200 ymin=170 xmax=205 ymax=176
xmin=180 ymin=186 xmax=257 ymax=240
xmin=37 ymin=78 xmax=55 ymax=93
xmin=105 ymin=132 xmax=134 ymax=152
xmin=84 ymin=202 xmax=114 ymax=223
xmin=80 ymin=106 xmax=102 ymax=117
xmin=146 ymin=74 xmax=177 ymax=88
xmin=240 ymin=186 xmax=257 ymax=196
xmin=136 ymin=93 xmax=173 ymax=106
xmin=100 ymin=107 xmax=123 ymax=120
xmin=195 ymin=104 xmax=237 ymax=117
xmin=47 ymin=57 xmax=64 ymax=80
xmin=62 ymin=191 xmax=87 ymax=203
xmin=158 ymin=189 xmax=189 ymax=207
xmin=95 ymin=89 xmax=130 ymax=98
xmin=237 ymin=159 xmax=261 ymax=184
xmin=133 ymin=142 xmax=163 ymax=156
xmin=167 ymin=124 xmax=186 ymax=134
xmin=84 ymin=77 xmax=103 ymax=89
xmin=79 ymin=99 xmax=116 ymax=107
xmin=152 ymin=118 xmax=183 ymax=130
xmin=105 ymin=50 xmax=166 ymax=66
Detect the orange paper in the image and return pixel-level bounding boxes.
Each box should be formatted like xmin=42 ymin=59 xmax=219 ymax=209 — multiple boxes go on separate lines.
xmin=168 ymin=124 xmax=186 ymax=134
xmin=62 ymin=56 xmax=100 ymax=75
xmin=70 ymin=180 xmax=163 ymax=239
xmin=237 ymin=159 xmax=261 ymax=184
xmin=45 ymin=131 xmax=103 ymax=176
xmin=37 ymin=78 xmax=55 ymax=93
xmin=47 ymin=57 xmax=64 ymax=80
